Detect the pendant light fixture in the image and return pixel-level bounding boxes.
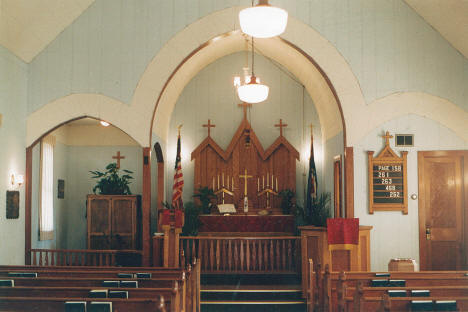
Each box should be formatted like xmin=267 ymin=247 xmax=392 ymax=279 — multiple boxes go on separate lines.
xmin=235 ymin=37 xmax=269 ymax=104
xmin=239 ymin=0 xmax=288 ymax=38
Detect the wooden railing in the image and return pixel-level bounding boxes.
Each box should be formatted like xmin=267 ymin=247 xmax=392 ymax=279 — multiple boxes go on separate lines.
xmin=180 ymin=236 xmax=301 ymax=273
xmin=30 ymin=249 xmax=140 ymax=266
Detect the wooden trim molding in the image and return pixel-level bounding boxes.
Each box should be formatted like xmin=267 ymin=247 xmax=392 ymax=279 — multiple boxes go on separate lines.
xmin=25 ymin=146 xmax=32 ymax=264
xmin=344 ymin=147 xmax=354 ymax=218
xmin=142 ymin=147 xmax=151 ymax=266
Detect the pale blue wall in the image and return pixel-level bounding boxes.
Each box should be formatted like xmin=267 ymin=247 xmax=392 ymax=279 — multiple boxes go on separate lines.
xmin=355 ymin=114 xmax=468 ymax=271
xmin=27 ymin=0 xmax=468 ymax=115
xmin=167 ymin=52 xmax=323 ymax=208
xmin=31 ymin=143 xmax=143 ymax=250
xmin=0 ymin=46 xmax=27 ymax=265
xmin=65 ymin=145 xmax=143 ymax=249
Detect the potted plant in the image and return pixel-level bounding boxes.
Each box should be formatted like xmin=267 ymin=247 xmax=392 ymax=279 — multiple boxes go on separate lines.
xmin=193 ymin=186 xmax=216 ymax=214
xmin=308 ymin=192 xmax=332 ymax=227
xmin=90 ymin=163 xmax=133 ymax=195
xmin=279 ymin=189 xmax=295 ymax=215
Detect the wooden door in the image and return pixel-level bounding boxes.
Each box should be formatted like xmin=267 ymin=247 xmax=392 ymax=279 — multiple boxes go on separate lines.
xmin=418 ymin=151 xmax=468 ymax=270
xmin=111 ymin=198 xmax=136 ymax=249
xmin=88 ymin=197 xmax=111 ymax=249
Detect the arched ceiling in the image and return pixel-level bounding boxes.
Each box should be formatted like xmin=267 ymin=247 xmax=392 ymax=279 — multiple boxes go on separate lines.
xmin=152 ymin=31 xmax=343 ymax=144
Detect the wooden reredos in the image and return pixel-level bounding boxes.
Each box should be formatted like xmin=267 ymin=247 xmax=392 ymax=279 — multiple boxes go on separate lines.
xmin=191 ymin=107 xmax=300 ymax=214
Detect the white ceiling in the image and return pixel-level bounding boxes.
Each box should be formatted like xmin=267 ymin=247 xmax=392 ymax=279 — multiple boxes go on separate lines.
xmin=404 ymin=0 xmax=468 ymax=58
xmin=0 ymin=0 xmax=95 ymax=63
xmin=0 ymin=1 xmax=466 ymax=63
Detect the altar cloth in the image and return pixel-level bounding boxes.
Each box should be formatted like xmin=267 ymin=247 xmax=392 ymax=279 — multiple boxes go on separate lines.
xmin=198 ymin=215 xmax=295 ymax=233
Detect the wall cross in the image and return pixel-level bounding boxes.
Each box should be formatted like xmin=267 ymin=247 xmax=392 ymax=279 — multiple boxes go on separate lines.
xmin=274 ymin=119 xmax=288 ymax=137
xmin=202 ymin=119 xmax=216 ymax=137
xmin=382 ymin=131 xmax=393 ymax=146
xmin=112 ymin=151 xmax=125 ymax=169
xmin=239 ymin=169 xmax=253 ymax=196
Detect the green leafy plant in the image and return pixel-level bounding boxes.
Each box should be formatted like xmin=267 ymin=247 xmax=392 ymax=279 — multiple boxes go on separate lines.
xmin=309 ymin=192 xmax=332 ymax=227
xmin=181 ymin=201 xmax=201 ymax=236
xmin=90 ymin=163 xmax=133 ymax=195
xmin=279 ymin=189 xmax=295 ymax=215
xmin=193 ymin=186 xmax=216 ymax=214
xmin=161 ymin=201 xmax=174 ymax=210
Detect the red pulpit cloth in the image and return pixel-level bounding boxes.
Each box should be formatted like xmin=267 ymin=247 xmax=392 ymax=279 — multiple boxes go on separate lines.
xmin=327 ymin=218 xmax=359 ymax=245
xmin=161 ymin=210 xmax=171 ymax=226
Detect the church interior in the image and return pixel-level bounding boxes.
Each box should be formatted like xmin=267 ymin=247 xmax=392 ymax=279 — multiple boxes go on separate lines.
xmin=0 ymin=1 xmax=467 ymax=311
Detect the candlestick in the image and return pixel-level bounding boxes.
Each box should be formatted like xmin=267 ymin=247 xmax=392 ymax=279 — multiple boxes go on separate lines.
xmin=262 ymin=176 xmax=264 ymax=189
xmin=232 ymin=177 xmax=234 ymax=191
xmin=257 ymin=178 xmax=260 ymax=192
xmin=227 ymin=175 xmax=230 ymax=189
xmin=222 ymin=172 xmax=224 ymax=186
xmin=276 ymin=178 xmax=278 ymax=192
xmin=271 ymin=174 xmax=274 ymax=189
xmin=212 ymin=177 xmax=215 ymax=190
xmin=267 ymin=172 xmax=269 ymax=187
xmin=217 ymin=175 xmax=220 ymax=190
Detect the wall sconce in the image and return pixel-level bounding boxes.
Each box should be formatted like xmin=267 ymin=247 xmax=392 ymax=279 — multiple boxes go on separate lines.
xmin=11 ymin=174 xmax=24 ymax=187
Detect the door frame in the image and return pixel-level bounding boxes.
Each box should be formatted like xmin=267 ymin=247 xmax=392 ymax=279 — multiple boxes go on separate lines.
xmin=418 ymin=150 xmax=468 ymax=270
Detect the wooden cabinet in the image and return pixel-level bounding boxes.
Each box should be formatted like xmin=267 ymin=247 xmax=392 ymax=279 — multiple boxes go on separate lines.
xmin=87 ymin=195 xmax=141 ymax=250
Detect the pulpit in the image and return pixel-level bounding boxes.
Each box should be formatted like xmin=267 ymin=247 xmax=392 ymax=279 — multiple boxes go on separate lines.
xmin=299 ymin=225 xmax=372 ymax=271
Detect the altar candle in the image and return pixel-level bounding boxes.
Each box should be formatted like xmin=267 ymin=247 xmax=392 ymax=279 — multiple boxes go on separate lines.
xmin=227 ymin=176 xmax=230 ymax=189
xmin=222 ymin=173 xmax=224 ymax=187
xmin=232 ymin=177 xmax=234 ymax=190
xmin=217 ymin=175 xmax=220 ymax=189
xmin=257 ymin=178 xmax=260 ymax=192
xmin=276 ymin=178 xmax=278 ymax=192
xmin=272 ymin=174 xmax=274 ymax=189
xmin=212 ymin=177 xmax=215 ymax=190
xmin=267 ymin=172 xmax=269 ymax=187
xmin=262 ymin=176 xmax=264 ymax=189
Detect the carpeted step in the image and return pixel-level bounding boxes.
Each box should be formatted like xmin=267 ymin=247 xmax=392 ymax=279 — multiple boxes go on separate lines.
xmin=201 ymin=273 xmax=301 ymax=286
xmin=202 ymin=285 xmax=303 ymax=301
xmin=201 ymin=301 xmax=306 ymax=312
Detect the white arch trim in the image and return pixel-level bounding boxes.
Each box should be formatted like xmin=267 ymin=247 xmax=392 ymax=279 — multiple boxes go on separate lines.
xmin=26 ymin=94 xmax=146 ymax=147
xmin=366 ymin=92 xmax=468 ymax=142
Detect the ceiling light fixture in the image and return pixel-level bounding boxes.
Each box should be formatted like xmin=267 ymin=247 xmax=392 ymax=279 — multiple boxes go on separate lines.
xmin=234 ymin=37 xmax=269 ymax=104
xmin=239 ymin=0 xmax=288 ymax=38
xmin=100 ymin=121 xmax=110 ymax=127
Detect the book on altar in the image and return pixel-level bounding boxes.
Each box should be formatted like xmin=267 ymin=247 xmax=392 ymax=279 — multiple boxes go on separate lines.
xmin=218 ymin=204 xmax=236 ymax=214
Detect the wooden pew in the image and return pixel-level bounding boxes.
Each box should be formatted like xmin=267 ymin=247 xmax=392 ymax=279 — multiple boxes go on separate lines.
xmin=0 ymin=258 xmax=201 ymax=312
xmin=0 ymin=296 xmax=167 ymax=312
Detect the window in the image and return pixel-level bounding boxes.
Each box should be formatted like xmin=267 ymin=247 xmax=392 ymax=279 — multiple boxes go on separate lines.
xmin=39 ymin=135 xmax=55 ymax=240
xmin=395 ymin=134 xmax=414 ymax=147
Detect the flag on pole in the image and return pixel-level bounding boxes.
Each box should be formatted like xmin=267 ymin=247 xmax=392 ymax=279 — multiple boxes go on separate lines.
xmin=306 ymin=126 xmax=318 ymax=217
xmin=172 ymin=127 xmax=184 ymax=210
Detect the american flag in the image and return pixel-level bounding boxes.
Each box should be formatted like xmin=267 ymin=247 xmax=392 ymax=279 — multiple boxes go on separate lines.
xmin=172 ymin=133 xmax=184 ymax=210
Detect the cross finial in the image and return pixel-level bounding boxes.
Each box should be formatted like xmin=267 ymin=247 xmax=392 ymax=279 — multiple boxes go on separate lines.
xmin=177 ymin=124 xmax=183 ymax=137
xmin=202 ymin=119 xmax=216 ymax=137
xmin=382 ymin=131 xmax=393 ymax=146
xmin=274 ymin=119 xmax=288 ymax=137
xmin=112 ymin=151 xmax=125 ymax=169
xmin=238 ymin=102 xmax=252 ymax=120
xmin=309 ymin=124 xmax=314 ymax=140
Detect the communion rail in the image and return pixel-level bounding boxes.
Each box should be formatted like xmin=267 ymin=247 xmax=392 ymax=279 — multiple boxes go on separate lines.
xmin=29 ymin=249 xmax=130 ymax=266
xmin=180 ymin=236 xmax=301 ymax=273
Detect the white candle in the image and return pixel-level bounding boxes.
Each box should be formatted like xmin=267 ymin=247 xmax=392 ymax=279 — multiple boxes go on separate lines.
xmin=257 ymin=178 xmax=260 ymax=192
xmin=262 ymin=176 xmax=264 ymax=189
xmin=232 ymin=177 xmax=234 ymax=190
xmin=276 ymin=178 xmax=278 ymax=192
xmin=267 ymin=172 xmax=269 ymax=187
xmin=227 ymin=175 xmax=230 ymax=189
xmin=271 ymin=174 xmax=274 ymax=189
xmin=217 ymin=175 xmax=220 ymax=190
xmin=222 ymin=172 xmax=224 ymax=187
xmin=212 ymin=177 xmax=215 ymax=190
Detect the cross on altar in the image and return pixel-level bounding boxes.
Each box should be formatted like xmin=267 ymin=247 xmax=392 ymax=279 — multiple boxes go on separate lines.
xmin=382 ymin=131 xmax=393 ymax=146
xmin=275 ymin=119 xmax=288 ymax=137
xmin=203 ymin=119 xmax=216 ymax=137
xmin=238 ymin=102 xmax=252 ymax=120
xmin=112 ymin=151 xmax=125 ymax=169
xmin=239 ymin=169 xmax=253 ymax=196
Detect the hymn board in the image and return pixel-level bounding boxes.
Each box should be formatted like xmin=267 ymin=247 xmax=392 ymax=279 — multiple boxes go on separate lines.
xmin=367 ymin=131 xmax=408 ymax=214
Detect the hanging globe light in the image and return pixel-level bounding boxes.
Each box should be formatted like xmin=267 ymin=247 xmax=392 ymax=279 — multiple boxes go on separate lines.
xmin=239 ymin=0 xmax=288 ymax=38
